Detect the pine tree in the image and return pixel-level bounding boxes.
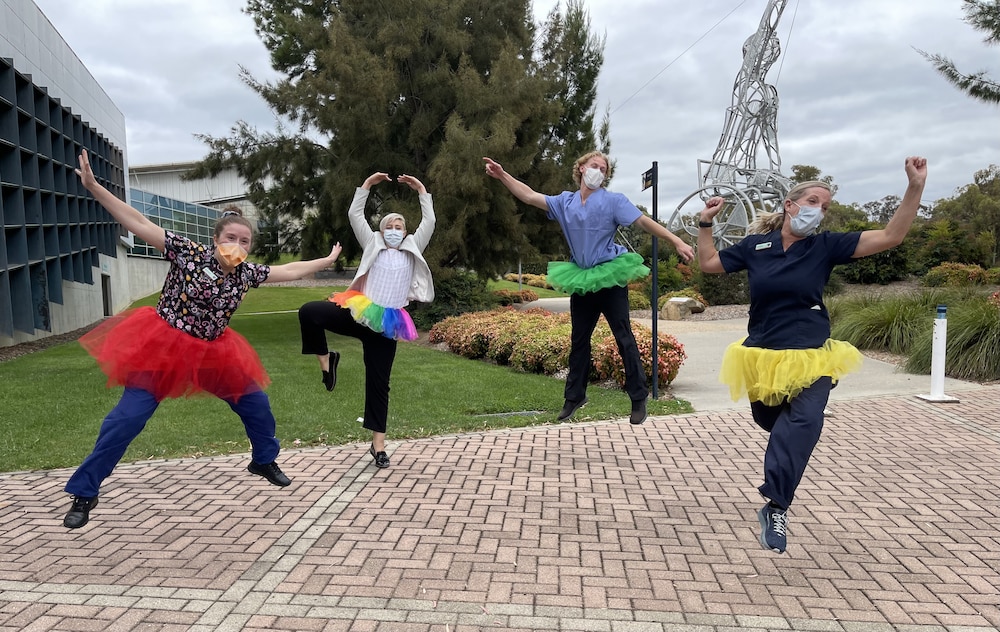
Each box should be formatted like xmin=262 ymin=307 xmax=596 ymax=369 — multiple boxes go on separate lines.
xmin=191 ymin=0 xmax=607 ymax=280
xmin=919 ymin=0 xmax=1000 ymax=105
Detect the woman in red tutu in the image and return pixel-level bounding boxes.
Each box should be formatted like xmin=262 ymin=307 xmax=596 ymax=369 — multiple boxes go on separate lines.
xmin=298 ymin=172 xmax=434 ymax=469
xmin=63 ymin=150 xmax=342 ymax=529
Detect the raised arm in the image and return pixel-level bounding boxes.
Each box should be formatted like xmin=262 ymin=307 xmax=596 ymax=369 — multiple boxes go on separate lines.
xmin=853 ymin=157 xmax=927 ymax=259
xmin=695 ymin=197 xmax=728 ymax=273
xmin=264 ymin=243 xmax=342 ymax=283
xmin=483 ymin=157 xmax=548 ymax=211
xmin=76 ymin=149 xmax=166 ymax=252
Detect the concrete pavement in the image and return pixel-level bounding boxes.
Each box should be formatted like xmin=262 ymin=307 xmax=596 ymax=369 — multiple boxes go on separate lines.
xmin=1 ymin=301 xmax=998 ymax=631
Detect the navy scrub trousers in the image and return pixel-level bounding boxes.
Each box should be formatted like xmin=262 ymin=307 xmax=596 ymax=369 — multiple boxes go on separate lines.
xmin=65 ymin=387 xmax=280 ymax=498
xmin=750 ymin=375 xmax=832 ymax=509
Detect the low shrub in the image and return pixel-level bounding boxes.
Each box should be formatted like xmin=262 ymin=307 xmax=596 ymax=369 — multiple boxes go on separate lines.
xmin=923 ymin=262 xmax=988 ymax=287
xmin=502 ymin=273 xmax=552 ymax=289
xmin=492 ymin=289 xmax=540 ymax=305
xmin=428 ymin=307 xmax=686 ymax=389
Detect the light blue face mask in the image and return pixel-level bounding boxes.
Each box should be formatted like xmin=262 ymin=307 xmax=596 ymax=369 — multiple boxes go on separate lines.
xmin=383 ymin=228 xmax=405 ymax=248
xmin=789 ymin=202 xmax=823 ymax=237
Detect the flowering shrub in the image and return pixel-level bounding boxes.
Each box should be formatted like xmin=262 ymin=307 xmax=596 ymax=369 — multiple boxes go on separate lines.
xmin=428 ymin=307 xmax=687 ymax=388
xmin=492 ymin=289 xmax=540 ymax=305
xmin=591 ymin=322 xmax=686 ymax=389
xmin=923 ymin=262 xmax=988 ymax=287
xmin=989 ymin=291 xmax=1000 ymax=308
xmin=502 ymin=273 xmax=552 ymax=289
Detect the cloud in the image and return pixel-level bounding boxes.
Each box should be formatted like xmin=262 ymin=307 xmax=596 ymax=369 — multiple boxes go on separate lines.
xmin=35 ymin=0 xmax=999 ymax=213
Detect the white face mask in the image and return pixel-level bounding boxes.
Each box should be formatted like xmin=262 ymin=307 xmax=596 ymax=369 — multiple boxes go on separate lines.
xmin=789 ymin=202 xmax=824 ymax=237
xmin=383 ymin=228 xmax=404 ymax=248
xmin=582 ymin=167 xmax=605 ymax=190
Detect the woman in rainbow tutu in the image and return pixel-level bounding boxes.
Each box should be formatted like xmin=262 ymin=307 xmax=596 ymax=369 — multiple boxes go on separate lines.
xmin=483 ymin=151 xmax=694 ymax=425
xmin=298 ymin=172 xmax=434 ymax=468
xmin=64 ymin=150 xmax=342 ymax=530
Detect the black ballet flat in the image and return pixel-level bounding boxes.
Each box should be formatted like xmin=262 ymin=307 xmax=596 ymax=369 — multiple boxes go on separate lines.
xmin=369 ymin=443 xmax=390 ymax=468
xmin=322 ymin=351 xmax=340 ymax=391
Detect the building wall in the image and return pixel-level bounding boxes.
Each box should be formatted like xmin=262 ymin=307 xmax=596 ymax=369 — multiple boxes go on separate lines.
xmin=0 ymin=0 xmax=129 ymax=348
xmin=129 ymin=163 xmax=260 ymax=222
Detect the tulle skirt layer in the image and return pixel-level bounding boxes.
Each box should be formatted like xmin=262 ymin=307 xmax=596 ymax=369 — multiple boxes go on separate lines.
xmin=546 ymin=252 xmax=650 ymax=295
xmin=78 ymin=306 xmax=270 ymax=402
xmin=719 ymin=338 xmax=863 ymax=406
xmin=330 ymin=290 xmax=418 ymax=341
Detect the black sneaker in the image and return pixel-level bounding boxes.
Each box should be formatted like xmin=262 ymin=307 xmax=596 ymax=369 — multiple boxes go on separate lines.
xmin=63 ymin=495 xmax=98 ymax=529
xmin=322 ymin=351 xmax=341 ymax=392
xmin=629 ymin=398 xmax=648 ymax=425
xmin=248 ymin=461 xmax=292 ymax=487
xmin=556 ymin=397 xmax=588 ymax=421
xmin=758 ymin=503 xmax=788 ymax=553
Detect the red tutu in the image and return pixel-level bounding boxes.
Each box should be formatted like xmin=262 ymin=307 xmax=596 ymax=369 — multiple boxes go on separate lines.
xmin=79 ymin=307 xmax=270 ymax=402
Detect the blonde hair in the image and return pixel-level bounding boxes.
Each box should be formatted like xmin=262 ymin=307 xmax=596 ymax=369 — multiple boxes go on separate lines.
xmin=571 ymin=151 xmax=613 ymax=187
xmin=378 ymin=212 xmax=406 ymax=232
xmin=747 ymin=180 xmax=832 ymax=235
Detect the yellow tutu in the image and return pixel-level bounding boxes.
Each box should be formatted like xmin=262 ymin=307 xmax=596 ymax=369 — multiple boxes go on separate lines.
xmin=719 ymin=338 xmax=863 ymax=406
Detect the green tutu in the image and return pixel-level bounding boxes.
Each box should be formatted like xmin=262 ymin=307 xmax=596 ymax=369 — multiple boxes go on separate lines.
xmin=547 ymin=252 xmax=649 ymax=295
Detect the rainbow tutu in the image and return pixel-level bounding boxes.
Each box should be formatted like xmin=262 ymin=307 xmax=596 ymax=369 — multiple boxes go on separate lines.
xmin=331 ymin=290 xmax=418 ymax=341
xmin=547 ymin=252 xmax=649 ymax=295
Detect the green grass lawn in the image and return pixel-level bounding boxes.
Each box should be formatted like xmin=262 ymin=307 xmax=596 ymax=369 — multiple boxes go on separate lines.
xmin=0 ymin=286 xmax=690 ymax=473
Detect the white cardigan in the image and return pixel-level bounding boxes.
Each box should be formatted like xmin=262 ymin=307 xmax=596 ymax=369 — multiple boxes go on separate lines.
xmin=346 ymin=187 xmax=436 ymax=304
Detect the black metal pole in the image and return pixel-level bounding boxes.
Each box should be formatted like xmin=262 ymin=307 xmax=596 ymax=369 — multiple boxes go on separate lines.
xmin=650 ymin=162 xmax=659 ymax=400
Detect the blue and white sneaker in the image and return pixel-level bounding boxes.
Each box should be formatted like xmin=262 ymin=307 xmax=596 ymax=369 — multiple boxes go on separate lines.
xmin=758 ymin=504 xmax=788 ymax=553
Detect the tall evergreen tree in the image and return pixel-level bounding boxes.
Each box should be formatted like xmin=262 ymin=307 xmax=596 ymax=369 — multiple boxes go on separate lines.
xmin=191 ymin=0 xmax=607 ymax=279
xmin=919 ymin=0 xmax=1000 ymax=105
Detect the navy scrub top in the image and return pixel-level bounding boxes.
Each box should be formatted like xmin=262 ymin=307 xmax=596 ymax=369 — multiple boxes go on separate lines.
xmin=719 ymin=230 xmax=862 ymax=350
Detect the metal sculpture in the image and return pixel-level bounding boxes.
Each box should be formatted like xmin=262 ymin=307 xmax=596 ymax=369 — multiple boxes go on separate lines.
xmin=668 ymin=0 xmax=793 ymax=249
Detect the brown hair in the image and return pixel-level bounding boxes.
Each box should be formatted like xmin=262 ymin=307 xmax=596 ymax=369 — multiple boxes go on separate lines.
xmin=571 ymin=151 xmax=613 ymax=187
xmin=213 ymin=206 xmax=254 ymax=240
xmin=747 ymin=181 xmax=833 ymax=235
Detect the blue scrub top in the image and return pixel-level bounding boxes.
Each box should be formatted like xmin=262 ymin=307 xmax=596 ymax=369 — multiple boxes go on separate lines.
xmin=545 ymin=188 xmax=642 ymax=269
xmin=719 ymin=230 xmax=862 ymax=350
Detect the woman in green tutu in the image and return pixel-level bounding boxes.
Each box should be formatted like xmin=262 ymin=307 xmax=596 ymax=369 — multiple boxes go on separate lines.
xmin=483 ymin=151 xmax=694 ymax=425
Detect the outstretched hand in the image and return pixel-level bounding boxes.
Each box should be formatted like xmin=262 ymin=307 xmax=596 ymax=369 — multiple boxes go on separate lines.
xmin=75 ymin=149 xmax=98 ymax=191
xmin=483 ymin=157 xmax=505 ymax=179
xmin=328 ymin=242 xmax=343 ymax=262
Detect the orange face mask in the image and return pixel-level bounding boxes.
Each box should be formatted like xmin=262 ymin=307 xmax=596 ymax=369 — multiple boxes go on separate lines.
xmin=217 ymin=242 xmax=248 ymax=268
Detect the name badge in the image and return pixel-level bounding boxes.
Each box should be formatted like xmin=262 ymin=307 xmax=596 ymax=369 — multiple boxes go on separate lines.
xmin=755 ymin=242 xmax=772 ymax=250
xmin=203 ymin=268 xmax=218 ymax=281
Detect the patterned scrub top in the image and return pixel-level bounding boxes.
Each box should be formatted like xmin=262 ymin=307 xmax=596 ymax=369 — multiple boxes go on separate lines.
xmin=155 ymin=231 xmax=270 ymax=341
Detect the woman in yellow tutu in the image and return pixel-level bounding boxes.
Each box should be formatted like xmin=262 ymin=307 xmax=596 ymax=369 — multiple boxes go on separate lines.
xmin=484 ymin=151 xmax=694 ymax=425
xmin=696 ymin=156 xmax=928 ymax=554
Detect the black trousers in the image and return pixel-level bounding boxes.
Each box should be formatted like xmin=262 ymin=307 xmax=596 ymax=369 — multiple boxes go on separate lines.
xmin=565 ymin=284 xmax=648 ymax=403
xmin=298 ymin=301 xmax=397 ymax=434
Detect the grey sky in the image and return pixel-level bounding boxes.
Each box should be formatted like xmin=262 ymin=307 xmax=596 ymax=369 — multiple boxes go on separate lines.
xmin=34 ymin=0 xmax=998 ymax=213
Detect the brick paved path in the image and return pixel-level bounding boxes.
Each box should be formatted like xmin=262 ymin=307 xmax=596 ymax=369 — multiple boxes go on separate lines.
xmin=1 ymin=387 xmax=999 ymax=631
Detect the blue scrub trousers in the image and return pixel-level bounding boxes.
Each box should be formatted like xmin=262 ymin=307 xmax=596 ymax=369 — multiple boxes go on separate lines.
xmin=565 ymin=284 xmax=648 ymax=404
xmin=751 ymin=376 xmax=832 ymax=510
xmin=65 ymin=387 xmax=280 ymax=498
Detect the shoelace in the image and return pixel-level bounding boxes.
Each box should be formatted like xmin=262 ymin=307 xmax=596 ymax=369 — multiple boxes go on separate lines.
xmin=771 ymin=510 xmax=788 ymax=536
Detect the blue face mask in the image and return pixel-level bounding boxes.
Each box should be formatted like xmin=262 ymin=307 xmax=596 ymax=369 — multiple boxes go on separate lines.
xmin=789 ymin=202 xmax=823 ymax=237
xmin=383 ymin=228 xmax=405 ymax=248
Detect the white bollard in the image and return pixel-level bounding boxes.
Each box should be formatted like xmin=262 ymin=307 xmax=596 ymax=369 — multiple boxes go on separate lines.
xmin=917 ymin=304 xmax=960 ymax=403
